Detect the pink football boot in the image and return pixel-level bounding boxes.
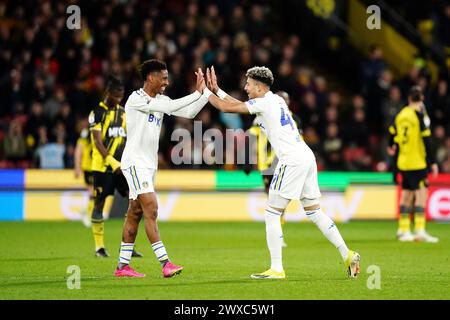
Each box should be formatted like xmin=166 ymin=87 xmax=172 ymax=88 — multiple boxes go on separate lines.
xmin=114 ymin=265 xmax=145 ymax=278
xmin=162 ymin=262 xmax=183 ymax=278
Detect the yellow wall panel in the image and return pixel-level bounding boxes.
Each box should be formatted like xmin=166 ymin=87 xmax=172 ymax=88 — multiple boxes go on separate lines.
xmin=25 ymin=170 xmax=85 ymax=189
xmin=24 ymin=191 xmax=87 ymax=220
xmin=346 ymin=186 xmax=397 ymax=219
xmin=22 ymin=187 xmax=398 ymax=221
xmin=155 ymin=170 xmax=215 ymax=190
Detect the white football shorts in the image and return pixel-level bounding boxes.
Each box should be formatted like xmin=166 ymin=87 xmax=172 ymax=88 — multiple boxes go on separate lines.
xmin=268 ymin=158 xmax=321 ymax=205
xmin=122 ymin=166 xmax=156 ymax=200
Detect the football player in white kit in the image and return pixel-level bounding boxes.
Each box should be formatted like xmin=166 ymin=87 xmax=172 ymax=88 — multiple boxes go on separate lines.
xmin=205 ymin=66 xmax=360 ymax=279
xmin=114 ymin=59 xmax=212 ymax=278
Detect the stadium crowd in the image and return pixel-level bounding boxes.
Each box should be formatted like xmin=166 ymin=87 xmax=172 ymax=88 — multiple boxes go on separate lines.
xmin=0 ymin=0 xmax=449 ymax=172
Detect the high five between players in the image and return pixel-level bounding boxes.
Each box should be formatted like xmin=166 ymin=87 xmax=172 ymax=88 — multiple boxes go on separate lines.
xmin=114 ymin=61 xmax=360 ymax=280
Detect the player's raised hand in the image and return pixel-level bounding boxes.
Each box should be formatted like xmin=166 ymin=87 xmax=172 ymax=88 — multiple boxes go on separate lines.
xmin=210 ymin=66 xmax=219 ymax=93
xmin=206 ymin=68 xmax=214 ymax=92
xmin=195 ymin=68 xmax=206 ymax=93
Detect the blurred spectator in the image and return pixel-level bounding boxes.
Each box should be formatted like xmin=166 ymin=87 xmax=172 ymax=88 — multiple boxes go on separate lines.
xmin=343 ymin=107 xmax=369 ymax=148
xmin=351 ymin=94 xmax=365 ymax=110
xmin=320 ymin=105 xmax=340 ymax=136
xmin=322 ymin=123 xmax=345 ymax=170
xmin=247 ymin=4 xmax=269 ymax=42
xmin=31 ymin=75 xmax=51 ymax=104
xmin=53 ymin=102 xmax=76 ymax=143
xmin=4 ymin=68 xmax=29 ymax=113
xmin=361 ymin=45 xmax=386 ymax=95
xmin=398 ymin=67 xmax=420 ymax=99
xmin=299 ymin=91 xmax=320 ymax=127
xmin=25 ymin=101 xmax=48 ymax=150
xmin=199 ymin=4 xmax=223 ymax=38
xmin=367 ymin=69 xmax=393 ymax=134
xmin=34 ymin=126 xmax=66 ymax=169
xmin=436 ymin=4 xmax=450 ymax=48
xmin=43 ymin=86 xmax=66 ymax=120
xmin=431 ymin=79 xmax=450 ymax=128
xmin=440 ymin=137 xmax=450 ymax=173
xmin=275 ymin=61 xmax=296 ymax=100
xmin=3 ymin=121 xmax=27 ymax=166
xmin=382 ymin=86 xmax=404 ymax=130
xmin=313 ymin=76 xmax=329 ymax=109
xmin=433 ymin=125 xmax=448 ymax=168
xmin=230 ymin=5 xmax=246 ymax=33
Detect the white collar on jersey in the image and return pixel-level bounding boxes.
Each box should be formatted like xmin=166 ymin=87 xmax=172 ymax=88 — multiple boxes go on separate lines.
xmin=139 ymin=88 xmax=168 ymax=100
xmin=138 ymin=88 xmax=151 ymax=98
xmin=263 ymin=91 xmax=274 ymax=97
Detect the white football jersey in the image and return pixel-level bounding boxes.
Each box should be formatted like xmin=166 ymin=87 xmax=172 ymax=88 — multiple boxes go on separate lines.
xmin=246 ymin=91 xmax=311 ymax=165
xmin=121 ymin=88 xmax=205 ymax=170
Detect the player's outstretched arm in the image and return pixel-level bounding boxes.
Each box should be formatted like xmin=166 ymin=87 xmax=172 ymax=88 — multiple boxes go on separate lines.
xmin=128 ymin=69 xmax=206 ymax=115
xmin=149 ymin=91 xmax=202 ymax=114
xmin=207 ymin=93 xmax=249 ymax=114
xmin=170 ymin=69 xmax=210 ymax=119
xmin=127 ymin=91 xmax=202 ymax=115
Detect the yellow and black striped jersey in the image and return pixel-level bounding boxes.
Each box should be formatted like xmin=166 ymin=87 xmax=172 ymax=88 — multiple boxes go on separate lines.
xmin=389 ymin=105 xmax=431 ymax=171
xmin=249 ymin=125 xmax=276 ymax=171
xmin=89 ymin=101 xmax=126 ymax=172
xmin=76 ymin=128 xmax=92 ymax=172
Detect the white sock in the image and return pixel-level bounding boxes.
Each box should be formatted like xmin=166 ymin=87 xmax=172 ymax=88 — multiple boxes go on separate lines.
xmin=118 ymin=242 xmax=134 ymax=266
xmin=151 ymin=241 xmax=169 ymax=266
xmin=305 ymin=208 xmax=349 ymax=261
xmin=265 ymin=208 xmax=284 ymax=272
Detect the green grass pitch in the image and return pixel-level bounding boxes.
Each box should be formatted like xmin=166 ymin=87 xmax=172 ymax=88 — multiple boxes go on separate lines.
xmin=0 ymin=220 xmax=449 ymax=300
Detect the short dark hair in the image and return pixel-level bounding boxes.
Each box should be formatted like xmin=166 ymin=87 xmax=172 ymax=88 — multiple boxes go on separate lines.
xmin=106 ymin=75 xmax=124 ymax=92
xmin=139 ymin=59 xmax=167 ymax=80
xmin=408 ymin=85 xmax=423 ymax=102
